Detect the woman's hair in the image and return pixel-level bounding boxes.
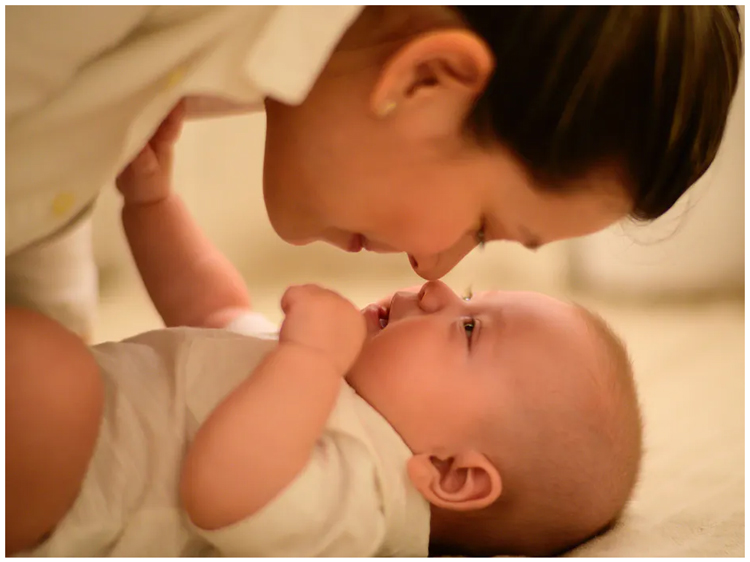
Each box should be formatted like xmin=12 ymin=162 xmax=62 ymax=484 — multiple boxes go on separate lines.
xmin=453 ymin=6 xmax=743 ymax=220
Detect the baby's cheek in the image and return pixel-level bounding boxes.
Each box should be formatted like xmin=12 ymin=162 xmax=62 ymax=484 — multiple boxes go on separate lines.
xmin=351 ymin=322 xmax=446 ymax=390
xmin=350 ymin=342 xmax=412 ymax=391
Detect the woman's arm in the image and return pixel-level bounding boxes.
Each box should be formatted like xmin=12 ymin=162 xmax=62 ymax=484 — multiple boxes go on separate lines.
xmin=116 ymin=103 xmax=251 ymax=328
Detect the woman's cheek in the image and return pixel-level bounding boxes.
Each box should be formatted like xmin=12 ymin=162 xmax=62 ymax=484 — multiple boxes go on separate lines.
xmin=386 ymin=204 xmax=472 ymax=255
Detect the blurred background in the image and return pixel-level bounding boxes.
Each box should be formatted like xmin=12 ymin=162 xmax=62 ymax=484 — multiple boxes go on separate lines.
xmin=86 ymin=13 xmax=743 ymax=556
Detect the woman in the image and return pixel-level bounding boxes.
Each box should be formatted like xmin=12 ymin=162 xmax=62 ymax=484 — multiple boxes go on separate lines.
xmin=6 ymin=6 xmax=742 ymax=335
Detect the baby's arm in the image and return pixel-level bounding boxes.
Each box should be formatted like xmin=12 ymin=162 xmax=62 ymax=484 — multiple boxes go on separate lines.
xmin=181 ymin=284 xmax=366 ymax=531
xmin=115 ymin=102 xmax=250 ymax=328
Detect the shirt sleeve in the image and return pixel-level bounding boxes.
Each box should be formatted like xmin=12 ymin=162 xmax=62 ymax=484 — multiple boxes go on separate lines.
xmin=6 ymin=6 xmax=150 ymax=120
xmin=223 ymin=311 xmax=279 ymax=338
xmin=244 ymin=5 xmax=363 ymax=105
xmin=192 ymin=431 xmax=386 ymax=556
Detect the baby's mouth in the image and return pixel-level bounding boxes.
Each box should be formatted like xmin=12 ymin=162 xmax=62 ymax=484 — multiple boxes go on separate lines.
xmin=362 ymin=302 xmax=391 ymax=336
xmin=378 ymin=304 xmax=390 ymax=329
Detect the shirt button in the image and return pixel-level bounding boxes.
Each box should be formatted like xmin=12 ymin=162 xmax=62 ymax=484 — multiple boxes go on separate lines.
xmin=164 ymin=65 xmax=187 ymax=90
xmin=51 ymin=192 xmax=75 ymax=217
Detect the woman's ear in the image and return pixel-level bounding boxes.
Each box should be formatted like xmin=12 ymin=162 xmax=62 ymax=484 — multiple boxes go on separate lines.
xmin=370 ymin=30 xmax=494 ymax=136
xmin=407 ymin=450 xmax=502 ymax=511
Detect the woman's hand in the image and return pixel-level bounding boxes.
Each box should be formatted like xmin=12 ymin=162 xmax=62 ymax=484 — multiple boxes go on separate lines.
xmin=116 ymin=100 xmax=185 ymax=206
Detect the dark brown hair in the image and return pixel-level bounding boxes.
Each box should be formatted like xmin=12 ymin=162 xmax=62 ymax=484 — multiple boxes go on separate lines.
xmin=454 ymin=6 xmax=742 ymax=219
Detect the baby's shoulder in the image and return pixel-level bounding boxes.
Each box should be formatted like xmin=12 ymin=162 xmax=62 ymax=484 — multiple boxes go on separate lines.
xmin=91 ymin=326 xmax=276 ymax=381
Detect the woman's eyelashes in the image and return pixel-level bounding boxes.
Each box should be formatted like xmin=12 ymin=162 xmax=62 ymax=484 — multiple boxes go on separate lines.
xmin=475 ymin=224 xmax=486 ymax=249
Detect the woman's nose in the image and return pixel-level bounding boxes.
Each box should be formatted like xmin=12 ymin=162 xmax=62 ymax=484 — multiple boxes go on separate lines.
xmin=417 ymin=280 xmax=457 ymax=313
xmin=408 ymin=241 xmax=475 ymax=281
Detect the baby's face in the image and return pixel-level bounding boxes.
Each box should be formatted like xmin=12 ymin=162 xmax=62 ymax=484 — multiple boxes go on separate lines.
xmin=348 ymin=281 xmax=600 ymax=454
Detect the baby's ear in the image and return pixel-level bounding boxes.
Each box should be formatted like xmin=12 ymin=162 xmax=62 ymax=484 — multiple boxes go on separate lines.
xmin=407 ymin=451 xmax=501 ymax=511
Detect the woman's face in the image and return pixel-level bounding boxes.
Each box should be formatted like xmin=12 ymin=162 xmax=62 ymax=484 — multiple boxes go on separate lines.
xmin=264 ymin=104 xmax=631 ymax=280
xmin=262 ymin=30 xmax=633 ymax=280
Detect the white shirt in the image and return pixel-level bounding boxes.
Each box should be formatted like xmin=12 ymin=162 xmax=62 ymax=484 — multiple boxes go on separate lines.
xmin=6 ymin=6 xmax=362 ymax=255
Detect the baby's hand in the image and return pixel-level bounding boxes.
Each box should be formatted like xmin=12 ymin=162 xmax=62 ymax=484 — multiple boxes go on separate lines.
xmin=116 ymin=101 xmax=185 ymax=205
xmin=279 ymin=284 xmax=366 ymax=375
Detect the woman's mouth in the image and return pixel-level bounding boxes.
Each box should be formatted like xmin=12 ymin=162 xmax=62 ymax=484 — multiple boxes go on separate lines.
xmin=347 ymin=234 xmax=364 ymax=253
xmin=348 ymin=234 xmax=401 ymax=254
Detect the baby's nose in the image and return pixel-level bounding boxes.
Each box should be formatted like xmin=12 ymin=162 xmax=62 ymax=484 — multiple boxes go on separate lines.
xmin=418 ymin=280 xmax=455 ymax=313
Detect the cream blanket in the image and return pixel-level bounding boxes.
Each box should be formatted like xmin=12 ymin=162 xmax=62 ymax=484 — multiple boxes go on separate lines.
xmin=568 ymin=300 xmax=744 ymax=557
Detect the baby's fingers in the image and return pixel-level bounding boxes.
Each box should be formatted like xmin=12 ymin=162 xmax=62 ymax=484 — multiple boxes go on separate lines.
xmin=116 ymin=146 xmax=159 ymax=188
xmin=151 ymin=101 xmax=186 ymax=150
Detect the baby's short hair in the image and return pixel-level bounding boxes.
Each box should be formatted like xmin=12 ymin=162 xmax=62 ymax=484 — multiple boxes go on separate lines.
xmin=433 ymin=304 xmax=643 ymax=556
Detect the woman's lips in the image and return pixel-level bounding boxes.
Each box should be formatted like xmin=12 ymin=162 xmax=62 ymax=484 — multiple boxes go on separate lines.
xmin=348 ymin=234 xmax=364 ymax=253
xmin=347 ymin=233 xmax=404 ymax=254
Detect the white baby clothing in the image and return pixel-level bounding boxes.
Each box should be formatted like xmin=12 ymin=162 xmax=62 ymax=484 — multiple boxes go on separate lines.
xmin=26 ymin=313 xmax=430 ymax=556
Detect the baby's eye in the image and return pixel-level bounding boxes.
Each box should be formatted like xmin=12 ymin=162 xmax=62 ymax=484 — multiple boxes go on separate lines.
xmin=463 ymin=318 xmax=476 ymax=340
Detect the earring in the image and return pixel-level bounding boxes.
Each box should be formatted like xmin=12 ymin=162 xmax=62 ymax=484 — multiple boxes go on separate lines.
xmin=377 ymin=100 xmax=397 ymax=118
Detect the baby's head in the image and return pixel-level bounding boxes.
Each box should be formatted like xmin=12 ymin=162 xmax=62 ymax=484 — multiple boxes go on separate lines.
xmin=349 ymin=281 xmax=642 ymax=555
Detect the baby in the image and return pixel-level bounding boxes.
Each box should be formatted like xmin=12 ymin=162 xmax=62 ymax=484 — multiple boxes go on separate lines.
xmin=7 ymin=110 xmax=643 ymax=557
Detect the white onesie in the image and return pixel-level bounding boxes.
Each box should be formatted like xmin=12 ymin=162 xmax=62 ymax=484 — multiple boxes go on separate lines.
xmin=26 ymin=313 xmax=430 ymax=556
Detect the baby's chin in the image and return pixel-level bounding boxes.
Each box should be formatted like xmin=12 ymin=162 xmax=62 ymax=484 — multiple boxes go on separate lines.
xmin=345 ymin=350 xmax=386 ymax=405
xmin=344 ymin=368 xmax=409 ymax=442
xmin=343 ymin=367 xmax=376 ymax=411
